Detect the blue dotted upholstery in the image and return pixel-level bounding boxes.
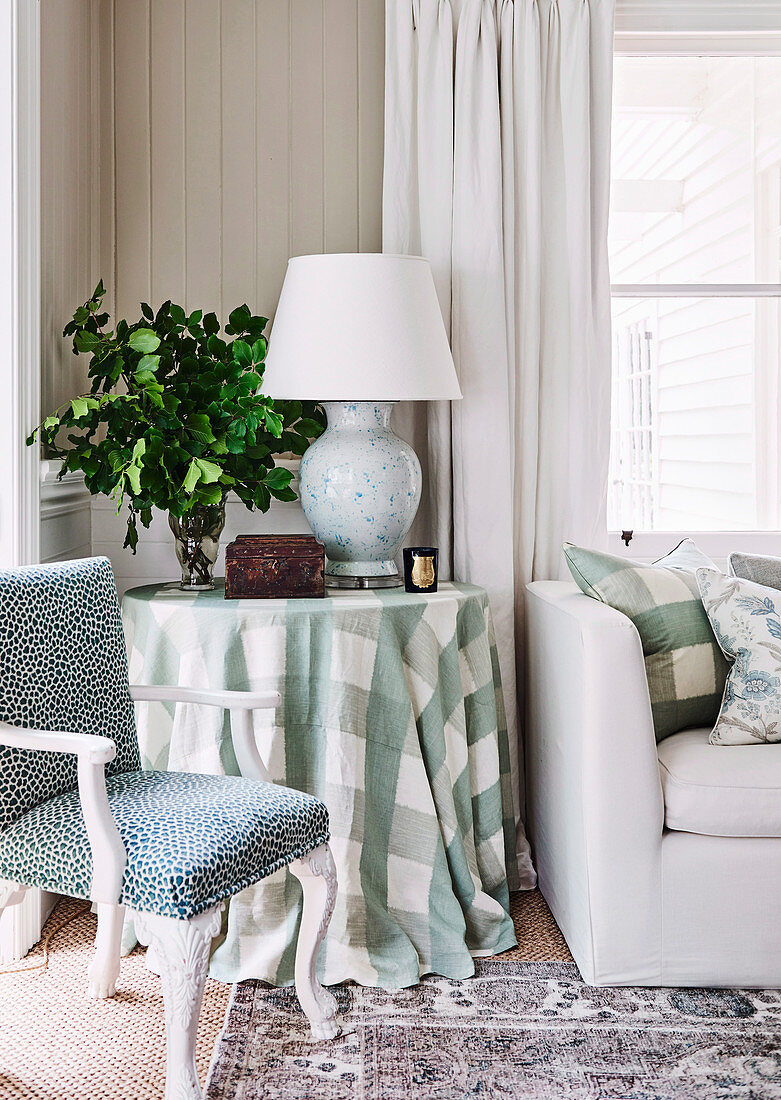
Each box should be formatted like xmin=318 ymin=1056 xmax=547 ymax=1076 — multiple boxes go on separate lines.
xmin=0 ymin=558 xmax=139 ymax=829
xmin=0 ymin=770 xmax=329 ymax=919
xmin=0 ymin=557 xmax=330 ymax=919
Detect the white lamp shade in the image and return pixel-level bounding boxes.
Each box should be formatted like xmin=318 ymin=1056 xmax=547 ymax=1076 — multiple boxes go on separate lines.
xmin=262 ymin=253 xmax=462 ymax=401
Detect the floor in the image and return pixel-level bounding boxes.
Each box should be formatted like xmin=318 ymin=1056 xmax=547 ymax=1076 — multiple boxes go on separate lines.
xmin=0 ymin=891 xmax=568 ymax=1100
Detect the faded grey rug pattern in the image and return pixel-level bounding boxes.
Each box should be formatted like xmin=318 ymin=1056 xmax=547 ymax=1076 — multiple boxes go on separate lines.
xmin=206 ymin=960 xmax=781 ymax=1099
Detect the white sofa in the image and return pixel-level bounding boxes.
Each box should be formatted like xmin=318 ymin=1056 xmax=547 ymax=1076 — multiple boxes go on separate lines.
xmin=525 ymin=581 xmax=781 ymax=988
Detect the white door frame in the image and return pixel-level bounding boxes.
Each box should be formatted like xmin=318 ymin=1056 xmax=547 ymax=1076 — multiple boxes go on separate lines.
xmin=0 ymin=0 xmax=40 ymax=570
xmin=0 ymin=0 xmax=45 ymax=963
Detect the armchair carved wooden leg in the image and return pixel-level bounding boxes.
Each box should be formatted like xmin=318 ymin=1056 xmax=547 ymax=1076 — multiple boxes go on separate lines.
xmin=88 ymin=902 xmax=125 ymax=999
xmin=132 ymin=904 xmax=224 ymax=1100
xmin=290 ymin=842 xmax=340 ymax=1040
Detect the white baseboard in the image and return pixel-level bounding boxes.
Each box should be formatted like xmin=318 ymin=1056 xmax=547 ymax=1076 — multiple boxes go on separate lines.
xmin=40 ymin=459 xmax=91 ymax=563
xmin=0 ymin=889 xmax=46 ymax=963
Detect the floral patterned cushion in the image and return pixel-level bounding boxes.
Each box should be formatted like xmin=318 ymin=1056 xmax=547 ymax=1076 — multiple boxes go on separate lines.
xmin=0 ymin=770 xmax=330 ymax=919
xmin=0 ymin=558 xmax=140 ymax=829
xmin=697 ymin=568 xmax=781 ymax=745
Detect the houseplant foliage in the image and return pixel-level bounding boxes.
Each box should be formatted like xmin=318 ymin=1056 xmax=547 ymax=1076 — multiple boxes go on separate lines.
xmin=28 ymin=282 xmax=325 ymax=582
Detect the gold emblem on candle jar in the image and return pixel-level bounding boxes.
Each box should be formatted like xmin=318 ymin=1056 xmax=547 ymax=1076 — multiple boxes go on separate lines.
xmin=411 ymin=555 xmax=436 ymax=589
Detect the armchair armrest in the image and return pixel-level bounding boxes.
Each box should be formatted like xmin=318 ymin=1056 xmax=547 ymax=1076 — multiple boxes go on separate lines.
xmin=129 ymin=685 xmax=281 ymax=710
xmin=0 ymin=723 xmax=116 ymax=765
xmin=0 ymin=722 xmax=126 ymax=906
xmin=129 ymin=684 xmax=280 ymax=782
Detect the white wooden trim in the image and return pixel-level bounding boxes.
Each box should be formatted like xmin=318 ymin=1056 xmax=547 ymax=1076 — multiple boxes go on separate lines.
xmin=609 ymin=34 xmax=781 ymax=538
xmin=612 ymin=285 xmax=781 ymax=298
xmin=615 ymin=35 xmax=781 ymax=56
xmin=0 ymin=0 xmax=43 ymax=966
xmin=607 ymin=531 xmax=781 ymax=566
xmin=39 ymin=459 xmax=91 ymax=563
xmin=0 ymin=888 xmax=42 ymax=964
xmin=0 ymin=0 xmax=40 ymax=570
xmin=40 ymin=459 xmax=90 ymax=519
xmin=615 ymin=1 xmax=781 ymax=55
xmin=615 ymin=1 xmax=781 ymax=35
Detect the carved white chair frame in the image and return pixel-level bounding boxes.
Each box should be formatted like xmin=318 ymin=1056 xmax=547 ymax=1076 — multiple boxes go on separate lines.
xmin=0 ymin=684 xmax=339 ymax=1100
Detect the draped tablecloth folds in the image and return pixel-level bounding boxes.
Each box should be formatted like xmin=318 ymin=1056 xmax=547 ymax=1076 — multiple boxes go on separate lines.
xmin=122 ymin=581 xmax=518 ymax=988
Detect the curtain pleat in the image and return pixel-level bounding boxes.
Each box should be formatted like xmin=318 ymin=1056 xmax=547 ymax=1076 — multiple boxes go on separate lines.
xmin=384 ymin=0 xmax=614 ymax=890
xmin=383 ymin=0 xmax=455 ymax=559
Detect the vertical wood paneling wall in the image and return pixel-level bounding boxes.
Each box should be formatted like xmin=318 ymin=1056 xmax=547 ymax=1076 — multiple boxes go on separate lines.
xmin=40 ymin=0 xmax=385 ymax=584
xmin=40 ymin=0 xmax=104 ymax=415
xmin=110 ymin=0 xmax=385 ymax=324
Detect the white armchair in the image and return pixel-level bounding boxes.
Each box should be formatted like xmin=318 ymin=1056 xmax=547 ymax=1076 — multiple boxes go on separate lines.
xmin=525 ymin=581 xmax=781 ymax=987
xmin=0 ymin=558 xmax=340 ymax=1100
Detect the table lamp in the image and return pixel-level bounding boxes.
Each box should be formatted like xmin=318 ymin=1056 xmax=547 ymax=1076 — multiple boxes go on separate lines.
xmin=262 ymin=253 xmax=462 ymax=588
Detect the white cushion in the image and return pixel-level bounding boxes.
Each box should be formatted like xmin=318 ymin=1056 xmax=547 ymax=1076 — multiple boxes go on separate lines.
xmin=658 ymin=727 xmax=781 ymax=837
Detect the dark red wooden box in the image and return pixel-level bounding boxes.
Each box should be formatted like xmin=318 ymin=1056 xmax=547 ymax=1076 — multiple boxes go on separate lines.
xmin=224 ymin=535 xmax=325 ymax=599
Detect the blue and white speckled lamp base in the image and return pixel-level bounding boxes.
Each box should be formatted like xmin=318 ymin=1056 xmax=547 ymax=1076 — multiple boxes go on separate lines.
xmin=299 ymin=401 xmax=422 ymax=588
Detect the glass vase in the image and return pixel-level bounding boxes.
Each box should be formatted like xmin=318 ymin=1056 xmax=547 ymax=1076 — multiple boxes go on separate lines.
xmin=168 ymin=502 xmax=226 ymax=591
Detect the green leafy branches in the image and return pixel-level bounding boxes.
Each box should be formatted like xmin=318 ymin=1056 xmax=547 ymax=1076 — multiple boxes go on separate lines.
xmin=28 ymin=284 xmax=326 ymax=552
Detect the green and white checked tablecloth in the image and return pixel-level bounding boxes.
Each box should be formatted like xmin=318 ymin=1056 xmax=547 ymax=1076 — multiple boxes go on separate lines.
xmin=122 ymin=581 xmax=518 ymax=989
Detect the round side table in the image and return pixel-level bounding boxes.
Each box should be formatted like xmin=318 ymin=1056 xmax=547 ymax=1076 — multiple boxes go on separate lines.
xmin=122 ymin=581 xmax=518 ymax=988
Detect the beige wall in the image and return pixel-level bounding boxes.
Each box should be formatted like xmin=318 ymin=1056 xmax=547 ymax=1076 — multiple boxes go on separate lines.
xmin=108 ymin=0 xmax=385 ymax=323
xmin=40 ymin=1 xmax=111 ymax=561
xmin=39 ymin=0 xmax=386 ymax=582
xmin=40 ymin=0 xmax=106 ymax=415
xmin=41 ymin=0 xmax=385 ymax=400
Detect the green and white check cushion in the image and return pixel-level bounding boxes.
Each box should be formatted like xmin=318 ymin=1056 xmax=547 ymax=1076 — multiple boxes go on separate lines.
xmin=122 ymin=582 xmax=517 ymax=988
xmin=0 ymin=770 xmax=329 ymax=919
xmin=0 ymin=557 xmax=331 ymax=920
xmin=697 ymin=568 xmax=781 ymax=745
xmin=563 ymin=540 xmax=729 ymax=741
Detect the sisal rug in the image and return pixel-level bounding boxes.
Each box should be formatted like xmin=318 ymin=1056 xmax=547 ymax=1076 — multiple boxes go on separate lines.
xmin=207 ymin=962 xmax=781 ymax=1100
xmin=0 ymin=897 xmax=229 ymax=1100
xmin=0 ymin=891 xmax=560 ymax=1099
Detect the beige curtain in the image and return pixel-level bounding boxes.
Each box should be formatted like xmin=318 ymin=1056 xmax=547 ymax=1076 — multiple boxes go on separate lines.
xmin=384 ymin=0 xmax=615 ymax=888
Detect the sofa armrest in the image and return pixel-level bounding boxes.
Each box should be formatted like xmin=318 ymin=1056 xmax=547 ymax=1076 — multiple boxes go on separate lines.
xmin=525 ymin=581 xmax=664 ymax=984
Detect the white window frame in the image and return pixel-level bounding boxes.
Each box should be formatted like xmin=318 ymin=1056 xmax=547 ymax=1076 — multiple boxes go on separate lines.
xmin=609 ymin=2 xmax=781 ymax=560
xmin=0 ymin=0 xmax=39 ymax=570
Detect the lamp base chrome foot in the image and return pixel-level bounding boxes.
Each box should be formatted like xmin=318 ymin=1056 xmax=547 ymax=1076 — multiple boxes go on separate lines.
xmin=325 ymin=574 xmax=402 ymax=589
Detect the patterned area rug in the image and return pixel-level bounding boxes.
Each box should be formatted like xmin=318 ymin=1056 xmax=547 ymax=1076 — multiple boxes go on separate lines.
xmin=206 ymin=959 xmax=781 ymax=1100
xmin=0 ymin=889 xmax=561 ymax=1099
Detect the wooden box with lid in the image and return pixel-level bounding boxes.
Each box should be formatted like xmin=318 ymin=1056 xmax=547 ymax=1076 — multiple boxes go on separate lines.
xmin=224 ymin=535 xmax=325 ymax=599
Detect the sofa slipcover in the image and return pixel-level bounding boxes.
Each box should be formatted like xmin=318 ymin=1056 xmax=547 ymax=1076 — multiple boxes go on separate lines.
xmin=658 ymin=727 xmax=781 ymax=838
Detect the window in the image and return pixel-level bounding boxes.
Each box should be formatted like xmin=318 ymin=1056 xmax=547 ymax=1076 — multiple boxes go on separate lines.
xmin=608 ymin=51 xmax=781 ymax=541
